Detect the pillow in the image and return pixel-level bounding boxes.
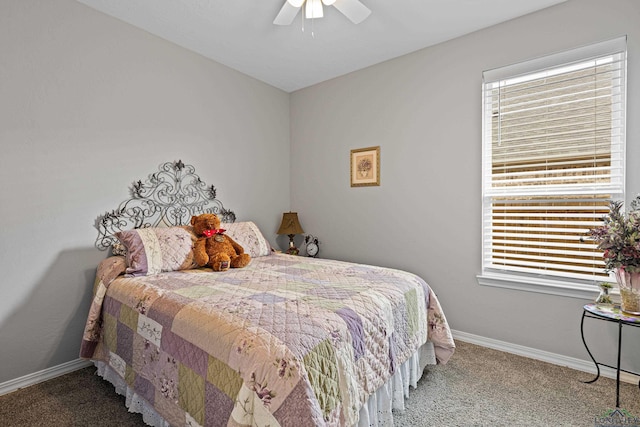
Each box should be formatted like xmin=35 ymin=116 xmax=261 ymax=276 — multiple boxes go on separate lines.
xmin=221 ymin=221 xmax=272 ymax=258
xmin=115 ymin=227 xmax=196 ymax=277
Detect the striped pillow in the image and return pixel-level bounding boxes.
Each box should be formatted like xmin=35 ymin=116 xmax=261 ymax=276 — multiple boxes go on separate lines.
xmin=115 ymin=227 xmax=196 ymax=277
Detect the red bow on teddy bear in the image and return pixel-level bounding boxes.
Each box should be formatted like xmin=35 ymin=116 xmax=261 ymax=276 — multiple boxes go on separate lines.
xmin=202 ymin=229 xmax=226 ymax=238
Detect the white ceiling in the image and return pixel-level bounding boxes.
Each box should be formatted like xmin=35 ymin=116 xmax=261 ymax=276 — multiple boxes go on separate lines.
xmin=76 ymin=0 xmax=567 ymax=93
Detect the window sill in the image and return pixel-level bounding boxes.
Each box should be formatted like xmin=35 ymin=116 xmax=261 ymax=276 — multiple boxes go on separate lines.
xmin=476 ymin=272 xmax=610 ymax=300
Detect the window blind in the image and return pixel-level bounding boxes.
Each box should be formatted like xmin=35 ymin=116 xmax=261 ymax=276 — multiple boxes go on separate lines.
xmin=481 ymin=38 xmax=626 ymax=282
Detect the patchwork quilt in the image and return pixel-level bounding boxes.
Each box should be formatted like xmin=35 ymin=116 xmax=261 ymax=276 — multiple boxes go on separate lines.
xmin=80 ymin=254 xmax=454 ymax=427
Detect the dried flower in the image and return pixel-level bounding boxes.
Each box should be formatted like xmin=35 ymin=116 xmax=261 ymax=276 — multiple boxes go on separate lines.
xmin=586 ymin=195 xmax=640 ymax=273
xmin=357 ymin=158 xmax=372 ymax=173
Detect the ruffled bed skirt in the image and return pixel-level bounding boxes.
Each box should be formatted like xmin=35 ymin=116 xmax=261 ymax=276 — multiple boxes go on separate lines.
xmin=94 ymin=341 xmax=436 ymax=427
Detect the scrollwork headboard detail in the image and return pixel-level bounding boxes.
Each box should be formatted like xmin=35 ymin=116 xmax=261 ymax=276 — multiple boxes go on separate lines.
xmin=94 ymin=160 xmax=236 ymax=251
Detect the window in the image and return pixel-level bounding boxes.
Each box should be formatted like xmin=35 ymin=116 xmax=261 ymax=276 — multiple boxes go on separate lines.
xmin=480 ymin=38 xmax=627 ymax=292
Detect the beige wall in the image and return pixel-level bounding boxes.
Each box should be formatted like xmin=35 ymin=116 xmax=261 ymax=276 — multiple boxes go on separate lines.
xmin=0 ymin=0 xmax=290 ymax=383
xmin=290 ymin=0 xmax=640 ymax=365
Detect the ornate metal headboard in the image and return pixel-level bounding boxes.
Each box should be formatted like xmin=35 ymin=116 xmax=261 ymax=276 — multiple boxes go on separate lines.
xmin=94 ymin=160 xmax=236 ymax=251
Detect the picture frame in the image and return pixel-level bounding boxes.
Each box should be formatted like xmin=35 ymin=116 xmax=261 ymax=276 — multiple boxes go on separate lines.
xmin=350 ymin=146 xmax=380 ymax=187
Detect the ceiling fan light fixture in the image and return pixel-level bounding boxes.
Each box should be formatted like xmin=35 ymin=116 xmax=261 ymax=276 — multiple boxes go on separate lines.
xmin=305 ymin=0 xmax=324 ymax=19
xmin=275 ymin=0 xmax=370 ymax=26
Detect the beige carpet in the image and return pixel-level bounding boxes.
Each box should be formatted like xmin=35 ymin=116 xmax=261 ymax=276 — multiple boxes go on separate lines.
xmin=394 ymin=341 xmax=640 ymax=426
xmin=1 ymin=341 xmax=638 ymax=426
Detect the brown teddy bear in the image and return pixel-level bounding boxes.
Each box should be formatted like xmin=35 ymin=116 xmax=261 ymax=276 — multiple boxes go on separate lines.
xmin=191 ymin=213 xmax=251 ymax=271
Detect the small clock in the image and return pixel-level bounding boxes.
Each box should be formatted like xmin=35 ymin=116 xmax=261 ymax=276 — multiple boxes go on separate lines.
xmin=305 ymin=235 xmax=319 ymax=257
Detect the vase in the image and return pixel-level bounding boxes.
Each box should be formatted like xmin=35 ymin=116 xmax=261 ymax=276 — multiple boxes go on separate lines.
xmin=614 ymin=267 xmax=640 ymax=315
xmin=594 ymin=283 xmax=612 ymax=305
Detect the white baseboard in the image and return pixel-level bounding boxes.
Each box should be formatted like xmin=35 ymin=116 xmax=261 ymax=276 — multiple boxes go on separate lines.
xmin=0 ymin=358 xmax=92 ymax=396
xmin=452 ymin=329 xmax=639 ymax=385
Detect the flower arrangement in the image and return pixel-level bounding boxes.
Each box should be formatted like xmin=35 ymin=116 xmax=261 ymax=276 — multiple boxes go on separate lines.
xmin=357 ymin=158 xmax=372 ymax=176
xmin=586 ymin=195 xmax=640 ymax=273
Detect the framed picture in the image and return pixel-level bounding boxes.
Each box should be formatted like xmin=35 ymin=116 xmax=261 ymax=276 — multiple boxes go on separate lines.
xmin=350 ymin=146 xmax=380 ymax=187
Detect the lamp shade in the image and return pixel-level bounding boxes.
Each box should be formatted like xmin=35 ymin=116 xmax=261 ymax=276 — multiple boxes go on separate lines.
xmin=277 ymin=212 xmax=304 ymax=235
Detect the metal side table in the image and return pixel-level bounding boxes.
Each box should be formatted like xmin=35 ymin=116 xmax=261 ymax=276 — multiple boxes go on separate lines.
xmin=580 ymin=303 xmax=640 ymax=408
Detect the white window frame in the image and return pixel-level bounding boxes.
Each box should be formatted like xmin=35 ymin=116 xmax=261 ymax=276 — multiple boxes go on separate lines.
xmin=477 ymin=37 xmax=627 ymax=299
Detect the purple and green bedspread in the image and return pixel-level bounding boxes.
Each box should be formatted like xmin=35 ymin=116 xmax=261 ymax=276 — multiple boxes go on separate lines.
xmin=80 ymin=254 xmax=454 ymax=427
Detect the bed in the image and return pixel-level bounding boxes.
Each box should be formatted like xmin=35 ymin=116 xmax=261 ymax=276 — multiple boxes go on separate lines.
xmin=80 ymin=160 xmax=455 ymax=427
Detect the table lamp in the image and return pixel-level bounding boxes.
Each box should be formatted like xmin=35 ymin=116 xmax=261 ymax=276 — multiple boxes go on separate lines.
xmin=277 ymin=212 xmax=304 ymax=255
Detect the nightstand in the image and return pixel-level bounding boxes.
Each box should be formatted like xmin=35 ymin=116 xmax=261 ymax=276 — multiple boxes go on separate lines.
xmin=580 ymin=303 xmax=640 ymax=408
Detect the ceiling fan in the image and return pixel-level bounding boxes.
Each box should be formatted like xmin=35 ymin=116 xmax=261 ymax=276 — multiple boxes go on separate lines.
xmin=274 ymin=0 xmax=371 ymax=25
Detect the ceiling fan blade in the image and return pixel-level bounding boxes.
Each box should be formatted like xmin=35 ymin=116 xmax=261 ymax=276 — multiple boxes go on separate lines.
xmin=332 ymin=0 xmax=371 ymax=24
xmin=273 ymin=2 xmax=301 ymax=25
